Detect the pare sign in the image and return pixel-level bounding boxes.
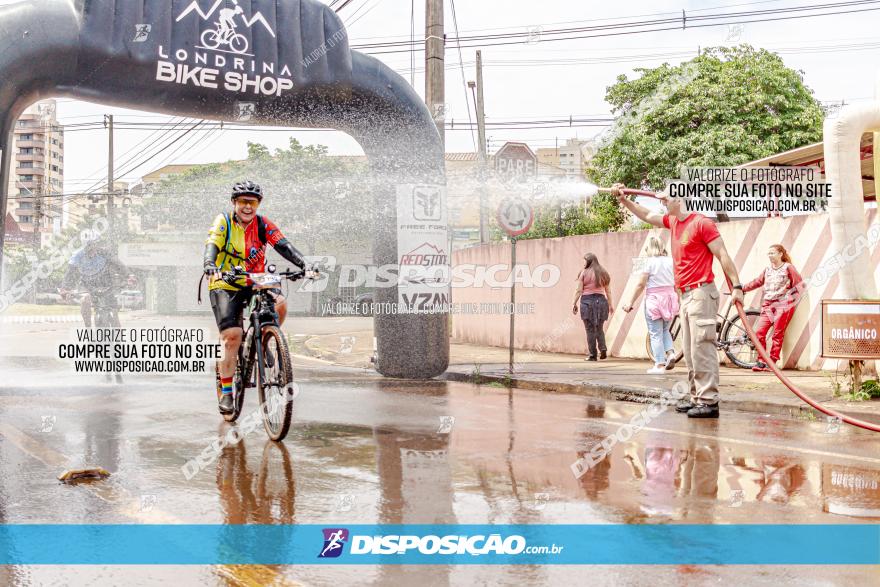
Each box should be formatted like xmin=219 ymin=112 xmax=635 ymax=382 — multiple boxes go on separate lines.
xmin=494 ymin=142 xmax=537 ymax=182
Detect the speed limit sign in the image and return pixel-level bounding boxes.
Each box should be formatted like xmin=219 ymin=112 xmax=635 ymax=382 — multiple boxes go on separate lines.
xmin=496 ymin=197 xmax=534 ymax=237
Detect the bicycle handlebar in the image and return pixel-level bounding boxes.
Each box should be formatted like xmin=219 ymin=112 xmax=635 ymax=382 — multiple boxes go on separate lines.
xmin=210 ymin=266 xmax=319 ymax=287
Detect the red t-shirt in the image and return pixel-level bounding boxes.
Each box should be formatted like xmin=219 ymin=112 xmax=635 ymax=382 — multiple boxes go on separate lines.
xmin=662 ymin=213 xmax=721 ymax=289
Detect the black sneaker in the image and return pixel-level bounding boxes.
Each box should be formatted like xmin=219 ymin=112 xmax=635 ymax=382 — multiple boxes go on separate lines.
xmin=675 ymin=400 xmax=695 ymax=413
xmin=599 ymin=350 xmax=607 ymax=360
xmin=218 ymin=393 xmax=235 ymax=415
xmin=687 ymin=403 xmax=719 ymax=418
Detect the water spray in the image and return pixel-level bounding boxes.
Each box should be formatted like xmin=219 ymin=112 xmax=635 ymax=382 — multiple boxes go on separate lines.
xmin=600 ymin=186 xmax=880 ymax=433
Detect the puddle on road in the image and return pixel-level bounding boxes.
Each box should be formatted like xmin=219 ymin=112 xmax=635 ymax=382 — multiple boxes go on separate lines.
xmin=2 ymin=378 xmax=879 ymax=585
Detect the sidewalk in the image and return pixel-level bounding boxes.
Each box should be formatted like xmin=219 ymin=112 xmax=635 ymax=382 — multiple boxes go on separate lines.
xmin=299 ymin=327 xmax=880 ymax=424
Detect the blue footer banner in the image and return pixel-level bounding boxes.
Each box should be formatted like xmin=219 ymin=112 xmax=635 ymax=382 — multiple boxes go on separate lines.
xmin=0 ymin=525 xmax=878 ymax=565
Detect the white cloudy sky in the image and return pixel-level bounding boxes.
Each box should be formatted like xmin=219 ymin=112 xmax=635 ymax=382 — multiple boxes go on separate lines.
xmin=1 ymin=0 xmax=879 ymax=192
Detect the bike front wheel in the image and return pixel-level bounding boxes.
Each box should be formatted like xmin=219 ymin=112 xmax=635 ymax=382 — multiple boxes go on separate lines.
xmin=230 ymin=33 xmax=249 ymax=53
xmin=721 ymin=309 xmax=763 ymax=369
xmin=257 ymin=326 xmax=295 ymax=441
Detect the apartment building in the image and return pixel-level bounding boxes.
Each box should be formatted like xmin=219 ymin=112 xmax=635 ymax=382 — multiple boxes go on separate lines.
xmin=6 ymin=100 xmax=65 ymax=244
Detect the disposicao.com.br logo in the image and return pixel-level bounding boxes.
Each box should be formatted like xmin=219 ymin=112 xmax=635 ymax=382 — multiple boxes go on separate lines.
xmin=317 ymin=528 xmax=563 ymax=558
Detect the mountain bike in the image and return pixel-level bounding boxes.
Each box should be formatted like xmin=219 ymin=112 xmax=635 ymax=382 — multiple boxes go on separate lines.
xmin=200 ymin=24 xmax=249 ymax=54
xmin=214 ymin=265 xmax=314 ymax=441
xmin=644 ymin=293 xmax=763 ymax=369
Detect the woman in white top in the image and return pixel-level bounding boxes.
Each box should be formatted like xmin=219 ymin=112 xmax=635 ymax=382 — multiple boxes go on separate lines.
xmin=622 ymin=236 xmax=679 ymax=374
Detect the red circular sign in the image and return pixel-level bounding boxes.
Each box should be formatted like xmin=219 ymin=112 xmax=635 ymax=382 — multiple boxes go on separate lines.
xmin=496 ymin=197 xmax=534 ymax=237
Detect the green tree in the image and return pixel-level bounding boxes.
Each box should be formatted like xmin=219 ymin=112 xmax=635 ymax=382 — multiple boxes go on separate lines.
xmin=137 ymin=138 xmax=373 ymax=247
xmin=589 ymin=45 xmax=824 ymax=190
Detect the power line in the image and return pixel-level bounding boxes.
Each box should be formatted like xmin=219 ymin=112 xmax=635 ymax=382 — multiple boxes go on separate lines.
xmin=74 ymin=118 xmax=195 ymax=196
xmin=388 ymin=38 xmax=880 ymax=74
xmin=48 ymin=117 xmax=616 ymax=133
xmin=344 ymin=0 xmax=792 ymax=42
xmin=334 ymin=0 xmax=358 ymax=13
xmin=345 ymin=0 xmax=384 ymax=28
xmin=350 ymin=0 xmax=880 ymax=54
xmin=450 ymin=0 xmax=476 ymax=152
xmin=71 ymin=117 xmax=186 ymax=193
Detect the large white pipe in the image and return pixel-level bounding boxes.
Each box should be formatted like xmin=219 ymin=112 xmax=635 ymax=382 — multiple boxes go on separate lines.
xmin=823 ymin=105 xmax=878 ymax=299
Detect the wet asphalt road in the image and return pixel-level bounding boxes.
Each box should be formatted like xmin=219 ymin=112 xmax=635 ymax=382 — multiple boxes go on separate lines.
xmin=0 ymin=325 xmax=879 ymax=585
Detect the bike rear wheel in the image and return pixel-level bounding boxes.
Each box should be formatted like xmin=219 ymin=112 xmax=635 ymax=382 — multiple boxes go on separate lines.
xmin=200 ymin=29 xmax=221 ymax=49
xmin=721 ymin=309 xmax=763 ymax=369
xmin=257 ymin=326 xmax=295 ymax=441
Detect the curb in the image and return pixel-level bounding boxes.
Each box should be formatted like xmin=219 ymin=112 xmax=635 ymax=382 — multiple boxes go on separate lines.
xmin=440 ymin=369 xmax=880 ymax=424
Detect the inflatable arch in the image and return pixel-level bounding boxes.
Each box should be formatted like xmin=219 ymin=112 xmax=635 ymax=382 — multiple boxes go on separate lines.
xmin=0 ymin=0 xmax=449 ymax=378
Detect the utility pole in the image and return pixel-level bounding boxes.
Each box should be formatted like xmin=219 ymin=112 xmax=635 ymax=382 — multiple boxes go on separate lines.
xmin=105 ymin=114 xmax=114 ymax=240
xmin=469 ymin=50 xmax=489 ymax=243
xmin=425 ymin=0 xmax=445 ymax=147
xmin=33 ymin=117 xmax=47 ymax=252
xmin=32 ymin=179 xmax=42 ymax=250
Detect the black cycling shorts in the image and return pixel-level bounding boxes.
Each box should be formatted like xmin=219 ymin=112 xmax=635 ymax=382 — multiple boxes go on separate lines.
xmin=209 ymin=288 xmax=283 ymax=331
xmin=209 ymin=288 xmax=253 ymax=331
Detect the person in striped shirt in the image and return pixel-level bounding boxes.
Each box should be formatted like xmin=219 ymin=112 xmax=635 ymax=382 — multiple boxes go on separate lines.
xmin=742 ymin=244 xmax=803 ymax=372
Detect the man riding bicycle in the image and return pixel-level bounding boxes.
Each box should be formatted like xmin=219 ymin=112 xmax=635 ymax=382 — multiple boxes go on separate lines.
xmin=60 ymin=235 xmax=126 ymax=328
xmin=218 ymin=4 xmax=244 ymax=36
xmin=204 ymin=180 xmax=308 ymax=415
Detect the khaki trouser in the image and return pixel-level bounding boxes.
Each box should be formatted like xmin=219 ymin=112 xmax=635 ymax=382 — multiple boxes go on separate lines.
xmin=679 ymin=283 xmax=720 ymax=405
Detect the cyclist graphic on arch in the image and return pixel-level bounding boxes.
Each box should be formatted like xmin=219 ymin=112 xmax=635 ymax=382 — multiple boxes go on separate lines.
xmin=201 ymin=1 xmax=249 ymax=54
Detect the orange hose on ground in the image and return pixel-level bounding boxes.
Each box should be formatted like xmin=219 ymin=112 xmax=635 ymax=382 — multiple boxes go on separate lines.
xmin=606 ymin=186 xmax=880 ymax=432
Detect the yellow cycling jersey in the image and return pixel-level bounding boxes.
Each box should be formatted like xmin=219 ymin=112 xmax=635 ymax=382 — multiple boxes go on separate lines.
xmin=205 ymin=213 xmax=285 ymax=291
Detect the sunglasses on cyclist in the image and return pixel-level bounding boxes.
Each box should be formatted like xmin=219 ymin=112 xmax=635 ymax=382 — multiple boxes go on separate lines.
xmin=234 ymin=197 xmax=260 ymax=208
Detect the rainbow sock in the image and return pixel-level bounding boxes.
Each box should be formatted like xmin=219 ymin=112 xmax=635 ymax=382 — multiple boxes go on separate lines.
xmin=220 ymin=376 xmax=233 ymax=396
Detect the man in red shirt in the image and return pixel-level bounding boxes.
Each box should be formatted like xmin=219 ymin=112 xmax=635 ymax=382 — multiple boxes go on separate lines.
xmin=612 ymin=183 xmax=743 ymax=418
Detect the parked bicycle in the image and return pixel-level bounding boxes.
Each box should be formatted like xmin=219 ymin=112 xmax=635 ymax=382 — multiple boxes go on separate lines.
xmin=214 ymin=265 xmax=315 ymax=441
xmin=645 ymin=293 xmax=763 ymax=369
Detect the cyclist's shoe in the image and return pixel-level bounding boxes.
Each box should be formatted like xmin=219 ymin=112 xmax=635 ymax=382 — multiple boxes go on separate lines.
xmin=687 ymin=403 xmax=720 ymax=418
xmin=752 ymin=361 xmax=771 ymax=372
xmin=675 ymin=399 xmax=695 ymax=413
xmin=599 ymin=350 xmax=607 ymax=360
xmin=218 ymin=393 xmax=234 ymax=414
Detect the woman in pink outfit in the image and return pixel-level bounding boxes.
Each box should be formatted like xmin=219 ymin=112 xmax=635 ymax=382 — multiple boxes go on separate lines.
xmin=572 ymin=253 xmax=614 ymax=361
xmin=622 ymin=236 xmax=679 ymax=374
